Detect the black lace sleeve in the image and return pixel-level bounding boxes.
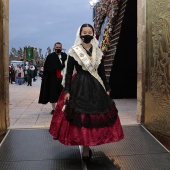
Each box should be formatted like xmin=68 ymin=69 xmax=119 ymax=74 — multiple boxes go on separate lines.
xmin=97 ymin=58 xmax=111 ymax=91
xmin=64 ymin=56 xmax=75 ymax=93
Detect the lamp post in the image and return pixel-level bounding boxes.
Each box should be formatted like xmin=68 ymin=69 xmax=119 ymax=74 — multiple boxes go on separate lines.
xmin=89 ymin=0 xmax=99 ymax=20
xmin=89 ymin=0 xmax=99 ymax=8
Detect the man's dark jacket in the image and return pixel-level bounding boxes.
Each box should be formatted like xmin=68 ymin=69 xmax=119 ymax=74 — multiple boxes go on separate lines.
xmin=38 ymin=52 xmax=67 ymax=104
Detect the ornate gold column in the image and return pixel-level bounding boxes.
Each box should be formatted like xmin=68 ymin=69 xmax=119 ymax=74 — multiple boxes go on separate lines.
xmin=0 ymin=0 xmax=9 ymax=135
xmin=137 ymin=0 xmax=146 ymax=123
xmin=145 ymin=0 xmax=170 ymax=149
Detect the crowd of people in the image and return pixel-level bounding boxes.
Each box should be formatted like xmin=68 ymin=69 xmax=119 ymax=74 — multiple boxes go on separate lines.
xmin=9 ymin=62 xmax=38 ymax=86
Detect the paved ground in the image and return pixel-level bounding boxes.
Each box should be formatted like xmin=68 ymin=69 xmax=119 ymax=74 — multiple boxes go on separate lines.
xmin=9 ymin=77 xmax=138 ymax=129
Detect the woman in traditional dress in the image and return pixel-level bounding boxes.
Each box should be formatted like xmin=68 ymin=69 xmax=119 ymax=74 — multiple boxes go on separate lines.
xmin=49 ymin=23 xmax=124 ymax=161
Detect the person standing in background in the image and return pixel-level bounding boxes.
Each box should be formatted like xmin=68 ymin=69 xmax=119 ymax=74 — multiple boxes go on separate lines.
xmin=27 ymin=65 xmax=32 ymax=86
xmin=38 ymin=42 xmax=67 ymax=115
xmin=9 ymin=66 xmax=15 ymax=84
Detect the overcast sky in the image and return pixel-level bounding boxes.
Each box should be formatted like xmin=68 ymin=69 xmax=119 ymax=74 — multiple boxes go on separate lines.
xmin=9 ymin=0 xmax=93 ymax=55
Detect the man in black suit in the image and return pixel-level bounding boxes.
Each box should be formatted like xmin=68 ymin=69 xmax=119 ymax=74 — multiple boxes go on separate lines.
xmin=38 ymin=42 xmax=67 ymax=114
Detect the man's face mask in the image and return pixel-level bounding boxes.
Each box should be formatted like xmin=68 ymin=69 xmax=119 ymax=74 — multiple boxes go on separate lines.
xmin=80 ymin=35 xmax=93 ymax=44
xmin=55 ymin=49 xmax=62 ymax=53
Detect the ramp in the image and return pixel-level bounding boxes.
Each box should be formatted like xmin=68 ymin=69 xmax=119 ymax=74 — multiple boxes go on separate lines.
xmin=0 ymin=125 xmax=169 ymax=170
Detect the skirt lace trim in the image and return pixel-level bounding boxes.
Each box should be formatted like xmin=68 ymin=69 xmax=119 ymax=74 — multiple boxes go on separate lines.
xmin=65 ymin=103 xmax=118 ymax=128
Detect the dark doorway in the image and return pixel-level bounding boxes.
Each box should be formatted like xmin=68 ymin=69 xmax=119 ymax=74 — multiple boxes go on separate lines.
xmin=109 ymin=0 xmax=137 ymax=99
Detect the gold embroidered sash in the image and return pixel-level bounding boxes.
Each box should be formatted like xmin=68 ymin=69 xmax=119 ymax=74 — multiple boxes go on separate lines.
xmin=72 ymin=45 xmax=105 ymax=90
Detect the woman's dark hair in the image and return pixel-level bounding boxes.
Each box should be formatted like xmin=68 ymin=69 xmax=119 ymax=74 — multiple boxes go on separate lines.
xmin=79 ymin=24 xmax=94 ymax=36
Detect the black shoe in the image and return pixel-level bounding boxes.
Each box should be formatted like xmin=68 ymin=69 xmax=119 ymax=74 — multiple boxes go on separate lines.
xmin=50 ymin=110 xmax=54 ymax=115
xmin=82 ymin=149 xmax=92 ymax=162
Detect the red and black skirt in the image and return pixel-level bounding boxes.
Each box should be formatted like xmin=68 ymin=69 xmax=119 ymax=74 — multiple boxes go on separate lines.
xmin=49 ymin=71 xmax=124 ymax=146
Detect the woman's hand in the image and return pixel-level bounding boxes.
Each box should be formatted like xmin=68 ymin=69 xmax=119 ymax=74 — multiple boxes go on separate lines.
xmin=106 ymin=91 xmax=110 ymax=96
xmin=64 ymin=92 xmax=70 ymax=102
